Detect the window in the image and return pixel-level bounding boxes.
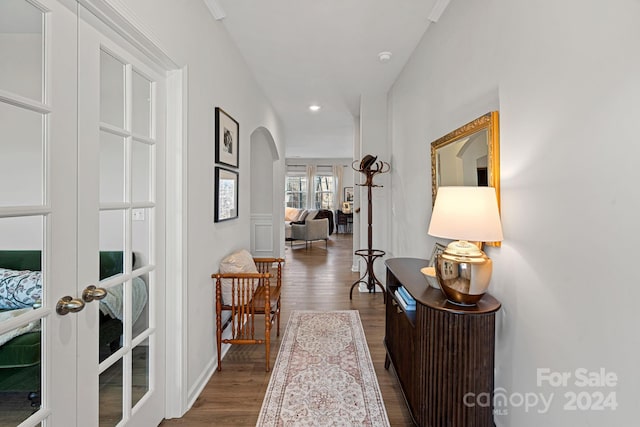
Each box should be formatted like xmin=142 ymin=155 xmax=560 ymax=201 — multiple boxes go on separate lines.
xmin=285 ymin=176 xmax=307 ymax=208
xmin=285 ymin=163 xmax=339 ymax=210
xmin=314 ymin=175 xmax=334 ymax=209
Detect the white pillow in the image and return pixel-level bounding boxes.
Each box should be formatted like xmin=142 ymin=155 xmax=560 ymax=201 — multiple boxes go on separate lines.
xmin=218 ymin=249 xmax=258 ymax=305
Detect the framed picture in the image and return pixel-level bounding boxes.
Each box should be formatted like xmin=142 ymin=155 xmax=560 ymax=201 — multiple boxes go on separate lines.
xmin=428 ymin=242 xmax=446 ymax=267
xmin=215 ymin=107 xmax=239 ymax=168
xmin=344 ymin=186 xmax=354 ymax=203
xmin=214 ymin=167 xmax=239 ymax=222
xmin=342 ymin=201 xmax=352 ymax=213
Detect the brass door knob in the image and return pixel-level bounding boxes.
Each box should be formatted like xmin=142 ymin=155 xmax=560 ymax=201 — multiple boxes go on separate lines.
xmin=56 ymin=296 xmax=85 ymax=315
xmin=82 ymin=285 xmax=107 ymax=303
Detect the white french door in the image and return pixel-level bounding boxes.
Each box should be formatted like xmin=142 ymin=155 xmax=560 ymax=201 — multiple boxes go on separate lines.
xmin=0 ymin=0 xmax=80 ymax=425
xmin=0 ymin=0 xmax=166 ymax=425
xmin=76 ymin=3 xmax=166 ymax=425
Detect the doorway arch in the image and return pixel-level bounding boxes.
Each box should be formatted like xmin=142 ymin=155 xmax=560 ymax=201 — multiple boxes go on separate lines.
xmin=249 ymin=126 xmax=280 ymax=256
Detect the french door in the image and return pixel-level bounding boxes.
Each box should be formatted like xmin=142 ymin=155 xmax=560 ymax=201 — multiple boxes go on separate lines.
xmin=76 ymin=2 xmax=166 ymax=425
xmin=0 ymin=0 xmax=166 ymax=425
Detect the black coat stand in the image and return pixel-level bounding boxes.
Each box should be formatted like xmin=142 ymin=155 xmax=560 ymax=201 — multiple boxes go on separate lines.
xmin=349 ymin=156 xmax=390 ymax=301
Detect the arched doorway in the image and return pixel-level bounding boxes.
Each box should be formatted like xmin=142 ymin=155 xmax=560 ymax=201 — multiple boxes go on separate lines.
xmin=249 ymin=127 xmax=280 ymax=256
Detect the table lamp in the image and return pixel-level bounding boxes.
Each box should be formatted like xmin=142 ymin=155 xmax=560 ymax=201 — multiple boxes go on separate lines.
xmin=427 ymin=186 xmax=503 ymax=305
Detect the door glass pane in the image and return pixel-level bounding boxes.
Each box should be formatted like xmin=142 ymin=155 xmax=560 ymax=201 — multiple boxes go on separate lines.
xmin=99 ymin=210 xmax=125 ymax=361
xmin=131 ymin=337 xmax=150 ymax=408
xmin=0 ymin=103 xmax=43 ymax=207
xmin=0 ymin=216 xmax=44 ymax=320
xmin=99 ymin=210 xmax=125 ymax=279
xmin=131 ymin=141 xmax=151 ymax=203
xmin=99 ymin=299 xmax=123 ymax=363
xmin=100 ymin=131 xmax=126 ymax=203
xmin=99 ymin=281 xmax=125 ymax=362
xmin=100 ymin=51 xmax=125 ymax=128
xmin=132 ymin=275 xmax=149 ymax=340
xmin=0 ymin=326 xmax=41 ymax=425
xmin=132 ymin=208 xmax=150 ymax=268
xmin=132 ymin=71 xmax=151 ymax=137
xmin=0 ymin=0 xmax=43 ymax=101
xmin=99 ymin=358 xmax=123 ymax=426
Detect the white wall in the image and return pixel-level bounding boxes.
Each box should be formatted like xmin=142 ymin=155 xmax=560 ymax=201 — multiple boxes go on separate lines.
xmin=358 ymin=93 xmax=391 ymax=285
xmin=388 ymin=0 xmax=640 ymax=425
xmin=342 ymin=164 xmax=355 ymax=197
xmin=122 ymin=0 xmax=286 ymax=405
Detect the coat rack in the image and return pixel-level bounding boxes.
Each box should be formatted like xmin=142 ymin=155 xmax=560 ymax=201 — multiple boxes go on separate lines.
xmin=349 ymin=155 xmax=390 ymax=301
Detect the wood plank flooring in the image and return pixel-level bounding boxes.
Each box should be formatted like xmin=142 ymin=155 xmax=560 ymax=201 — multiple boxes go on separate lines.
xmin=161 ymin=233 xmax=414 ymax=426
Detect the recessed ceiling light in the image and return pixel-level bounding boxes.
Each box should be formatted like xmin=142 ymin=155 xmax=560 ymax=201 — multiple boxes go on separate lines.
xmin=309 ymin=104 xmax=321 ymax=112
xmin=378 ymin=51 xmax=392 ymax=63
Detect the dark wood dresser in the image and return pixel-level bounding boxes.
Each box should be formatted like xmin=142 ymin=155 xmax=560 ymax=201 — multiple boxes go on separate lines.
xmin=384 ymin=258 xmax=501 ymax=427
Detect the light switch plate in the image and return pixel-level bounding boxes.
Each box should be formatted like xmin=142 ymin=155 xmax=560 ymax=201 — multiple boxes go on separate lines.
xmin=132 ymin=209 xmax=145 ymax=221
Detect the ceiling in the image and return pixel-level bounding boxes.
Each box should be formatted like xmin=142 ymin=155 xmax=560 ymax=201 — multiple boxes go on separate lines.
xmin=210 ymin=0 xmax=450 ymax=159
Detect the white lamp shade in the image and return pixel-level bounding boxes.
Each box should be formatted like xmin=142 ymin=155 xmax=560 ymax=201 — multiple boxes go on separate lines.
xmin=428 ymin=186 xmax=503 ymax=242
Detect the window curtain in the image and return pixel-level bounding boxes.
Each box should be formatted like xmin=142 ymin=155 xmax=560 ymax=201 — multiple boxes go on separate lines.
xmin=305 ymin=164 xmax=316 ymax=209
xmin=333 ymin=165 xmax=343 ymax=207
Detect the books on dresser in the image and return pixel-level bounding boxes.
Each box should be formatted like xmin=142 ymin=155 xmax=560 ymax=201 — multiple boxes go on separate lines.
xmin=394 ymin=286 xmax=416 ymax=311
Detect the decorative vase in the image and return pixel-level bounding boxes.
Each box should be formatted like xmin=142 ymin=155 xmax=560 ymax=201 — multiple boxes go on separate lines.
xmin=435 ymin=249 xmax=493 ymax=306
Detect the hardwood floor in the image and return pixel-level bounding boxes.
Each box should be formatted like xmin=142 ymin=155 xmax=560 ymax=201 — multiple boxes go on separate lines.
xmin=161 ymin=233 xmax=414 ymax=426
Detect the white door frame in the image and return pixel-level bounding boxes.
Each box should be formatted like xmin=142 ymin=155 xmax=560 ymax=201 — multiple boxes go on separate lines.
xmin=77 ymin=0 xmax=188 ymax=419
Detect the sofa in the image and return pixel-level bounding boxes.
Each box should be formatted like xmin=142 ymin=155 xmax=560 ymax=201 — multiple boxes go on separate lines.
xmin=284 ymin=208 xmax=334 ymax=248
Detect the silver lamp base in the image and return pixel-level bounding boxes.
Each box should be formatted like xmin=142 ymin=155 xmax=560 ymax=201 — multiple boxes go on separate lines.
xmin=435 ymin=241 xmax=493 ymax=306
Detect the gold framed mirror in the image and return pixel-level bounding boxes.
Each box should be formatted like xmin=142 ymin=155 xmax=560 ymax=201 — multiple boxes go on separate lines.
xmin=431 ymin=111 xmax=500 ymax=246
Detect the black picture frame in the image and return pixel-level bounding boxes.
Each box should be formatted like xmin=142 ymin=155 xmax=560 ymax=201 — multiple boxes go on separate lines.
xmin=214 ymin=167 xmax=239 ymax=222
xmin=215 ymin=107 xmax=239 ymax=168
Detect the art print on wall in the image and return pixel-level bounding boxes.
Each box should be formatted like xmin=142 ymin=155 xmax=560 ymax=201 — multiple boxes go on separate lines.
xmin=215 ymin=107 xmax=239 ymax=168
xmin=215 ymin=167 xmax=239 ymax=222
xmin=344 ymin=187 xmax=354 ymax=203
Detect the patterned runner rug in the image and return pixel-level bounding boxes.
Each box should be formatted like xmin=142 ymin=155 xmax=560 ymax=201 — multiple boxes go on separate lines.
xmin=257 ymin=310 xmax=390 ymax=426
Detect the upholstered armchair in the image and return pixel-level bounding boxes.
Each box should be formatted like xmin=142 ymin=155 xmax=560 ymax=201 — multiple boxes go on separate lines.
xmin=289 ymin=216 xmax=329 ymax=249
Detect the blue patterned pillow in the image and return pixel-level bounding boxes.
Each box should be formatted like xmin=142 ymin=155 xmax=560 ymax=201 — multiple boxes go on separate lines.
xmin=0 ymin=268 xmax=43 ymax=309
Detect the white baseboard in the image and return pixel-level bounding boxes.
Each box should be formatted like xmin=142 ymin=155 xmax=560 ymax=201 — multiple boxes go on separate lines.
xmin=186 ymin=358 xmax=215 ymax=414
xmin=185 ymin=326 xmax=234 ymax=414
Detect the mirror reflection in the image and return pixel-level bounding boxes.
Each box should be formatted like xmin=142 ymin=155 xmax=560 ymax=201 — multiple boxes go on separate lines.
xmin=431 ymin=111 xmax=499 ymax=204
xmin=435 ymin=128 xmax=489 ymax=188
xmin=430 ymin=111 xmax=500 ymax=246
